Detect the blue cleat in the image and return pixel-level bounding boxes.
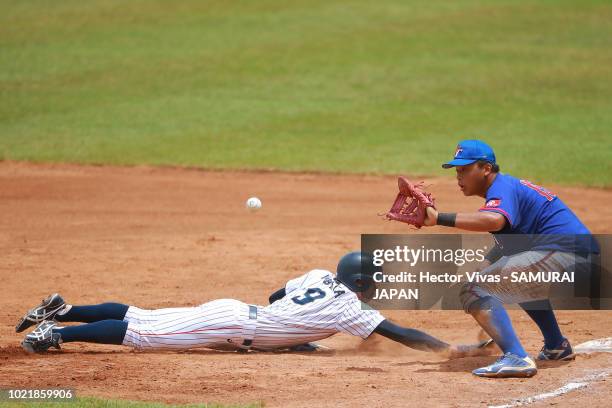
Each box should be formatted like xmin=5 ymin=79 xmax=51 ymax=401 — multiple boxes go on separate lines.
xmin=473 ymin=352 xmax=537 ymax=378
xmin=537 ymin=338 xmax=575 ymax=361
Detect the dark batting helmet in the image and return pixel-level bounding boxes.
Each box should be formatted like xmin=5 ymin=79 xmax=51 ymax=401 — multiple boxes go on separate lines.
xmin=335 ymin=251 xmax=381 ymax=293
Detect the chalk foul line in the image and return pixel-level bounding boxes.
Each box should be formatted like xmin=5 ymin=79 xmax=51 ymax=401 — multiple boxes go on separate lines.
xmin=488 ymin=369 xmax=611 ymax=408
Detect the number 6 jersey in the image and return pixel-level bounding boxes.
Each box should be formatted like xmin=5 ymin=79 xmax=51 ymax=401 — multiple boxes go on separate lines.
xmin=252 ymin=269 xmax=385 ymax=350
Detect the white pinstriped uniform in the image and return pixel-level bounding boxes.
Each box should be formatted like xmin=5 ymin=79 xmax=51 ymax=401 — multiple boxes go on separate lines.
xmin=122 ymin=269 xmax=385 ymax=351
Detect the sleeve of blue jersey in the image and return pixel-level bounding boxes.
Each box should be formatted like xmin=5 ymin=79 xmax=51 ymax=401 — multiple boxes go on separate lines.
xmin=478 ymin=181 xmax=519 ymax=227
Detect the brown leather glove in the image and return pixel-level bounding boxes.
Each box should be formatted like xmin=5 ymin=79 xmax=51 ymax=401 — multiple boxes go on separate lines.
xmin=383 ymin=177 xmax=436 ymax=228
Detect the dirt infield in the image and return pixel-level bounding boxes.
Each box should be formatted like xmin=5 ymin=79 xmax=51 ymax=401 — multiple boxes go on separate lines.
xmin=0 ymin=162 xmax=610 ymax=407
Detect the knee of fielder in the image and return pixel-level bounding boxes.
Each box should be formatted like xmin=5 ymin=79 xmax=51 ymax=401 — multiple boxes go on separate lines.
xmin=466 ymin=296 xmax=497 ymax=314
xmin=459 ymin=283 xmax=491 ymax=313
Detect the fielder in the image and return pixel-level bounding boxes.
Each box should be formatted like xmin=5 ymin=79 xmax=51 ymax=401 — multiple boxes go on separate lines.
xmin=17 ymin=252 xmax=491 ymax=358
xmin=386 ymin=139 xmax=598 ymax=378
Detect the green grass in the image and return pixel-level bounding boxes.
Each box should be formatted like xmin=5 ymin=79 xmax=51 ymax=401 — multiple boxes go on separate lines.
xmin=0 ymin=396 xmax=262 ymax=408
xmin=1 ymin=0 xmax=611 ymax=187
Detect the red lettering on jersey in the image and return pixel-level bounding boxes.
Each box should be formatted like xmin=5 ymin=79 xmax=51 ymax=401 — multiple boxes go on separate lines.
xmin=520 ymin=180 xmax=556 ymax=201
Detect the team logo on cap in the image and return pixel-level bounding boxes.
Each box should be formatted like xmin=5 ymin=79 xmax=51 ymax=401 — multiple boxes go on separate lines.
xmin=485 ymin=199 xmax=501 ymax=208
xmin=454 ymin=146 xmax=463 ymax=158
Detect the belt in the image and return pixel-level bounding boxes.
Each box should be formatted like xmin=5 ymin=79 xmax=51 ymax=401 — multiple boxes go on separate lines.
xmin=240 ymin=305 xmax=258 ymax=349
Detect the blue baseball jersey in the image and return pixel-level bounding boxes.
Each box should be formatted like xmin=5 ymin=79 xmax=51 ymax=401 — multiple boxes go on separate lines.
xmin=478 ymin=173 xmax=597 ymax=255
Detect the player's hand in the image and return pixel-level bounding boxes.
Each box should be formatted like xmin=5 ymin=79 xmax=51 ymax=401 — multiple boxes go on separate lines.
xmin=445 ymin=339 xmax=497 ymax=359
xmin=423 ymin=206 xmax=438 ymax=227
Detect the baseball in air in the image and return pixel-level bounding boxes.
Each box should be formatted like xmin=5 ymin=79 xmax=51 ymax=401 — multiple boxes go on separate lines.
xmin=246 ymin=197 xmax=262 ymax=211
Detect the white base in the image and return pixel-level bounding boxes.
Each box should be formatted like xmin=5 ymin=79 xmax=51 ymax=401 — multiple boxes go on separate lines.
xmin=574 ymin=337 xmax=612 ymax=354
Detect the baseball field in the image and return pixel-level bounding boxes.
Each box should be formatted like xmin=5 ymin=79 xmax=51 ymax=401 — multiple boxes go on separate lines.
xmin=1 ymin=1 xmax=611 ymax=407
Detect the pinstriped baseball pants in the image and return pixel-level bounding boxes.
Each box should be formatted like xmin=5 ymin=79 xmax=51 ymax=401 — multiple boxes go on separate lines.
xmin=121 ymin=299 xmax=256 ymax=350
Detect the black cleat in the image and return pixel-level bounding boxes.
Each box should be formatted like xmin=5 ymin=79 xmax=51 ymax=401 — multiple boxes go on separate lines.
xmin=289 ymin=342 xmax=331 ymax=352
xmin=537 ymin=338 xmax=575 ymax=361
xmin=16 ymin=293 xmax=68 ymax=333
xmin=21 ymin=321 xmax=63 ymax=353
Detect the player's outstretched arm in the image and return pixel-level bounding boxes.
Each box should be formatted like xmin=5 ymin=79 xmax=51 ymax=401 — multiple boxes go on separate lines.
xmin=373 ymin=319 xmax=449 ymax=352
xmin=373 ymin=319 xmax=494 ymax=359
xmin=268 ymin=288 xmax=286 ymax=304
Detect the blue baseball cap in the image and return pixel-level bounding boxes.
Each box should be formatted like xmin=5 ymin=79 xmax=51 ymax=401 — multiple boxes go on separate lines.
xmin=442 ymin=140 xmax=496 ymax=169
